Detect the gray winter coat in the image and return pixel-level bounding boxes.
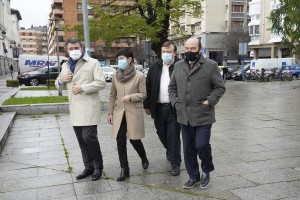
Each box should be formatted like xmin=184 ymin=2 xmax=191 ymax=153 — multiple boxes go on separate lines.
xmin=168 ymin=55 xmax=225 ymax=126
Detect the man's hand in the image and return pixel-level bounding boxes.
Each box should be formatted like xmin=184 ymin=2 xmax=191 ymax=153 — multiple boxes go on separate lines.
xmin=107 ymin=114 xmax=113 ymax=125
xmin=144 ymin=109 xmax=151 ymax=115
xmin=72 ymin=82 xmax=82 ymax=95
xmin=202 ymin=100 xmax=209 ymax=105
xmin=60 ymin=71 xmax=73 ymax=83
xmin=121 ymin=95 xmax=131 ymax=102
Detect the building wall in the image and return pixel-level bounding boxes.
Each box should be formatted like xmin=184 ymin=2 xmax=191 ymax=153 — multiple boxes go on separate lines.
xmin=19 ymin=30 xmax=43 ymax=55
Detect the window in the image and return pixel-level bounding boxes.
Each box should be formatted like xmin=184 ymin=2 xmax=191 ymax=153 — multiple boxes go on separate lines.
xmin=29 ymin=33 xmax=32 ymax=36
xmin=232 ymin=5 xmax=244 ymax=13
xmin=254 ymin=25 xmax=259 ymax=34
xmin=77 ymin=14 xmax=83 ymax=21
xmin=77 ymin=3 xmax=82 ymax=11
xmin=22 ymin=32 xmax=25 ymax=36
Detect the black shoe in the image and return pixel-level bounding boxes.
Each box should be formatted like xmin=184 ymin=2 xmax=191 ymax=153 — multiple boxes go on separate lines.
xmin=92 ymin=168 xmax=102 ymax=181
xmin=117 ymin=168 xmax=130 ymax=181
xmin=76 ymin=168 xmax=94 ymax=180
xmin=171 ymin=166 xmax=180 ymax=176
xmin=183 ymin=179 xmax=200 ymax=189
xmin=200 ymin=172 xmax=210 ymax=189
xmin=142 ymin=158 xmax=149 ymax=169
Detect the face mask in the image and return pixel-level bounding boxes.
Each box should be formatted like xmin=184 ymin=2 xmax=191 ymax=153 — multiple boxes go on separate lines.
xmin=69 ymin=50 xmax=82 ymax=60
xmin=162 ymin=53 xmax=174 ymax=64
xmin=118 ymin=59 xmax=128 ymax=70
xmin=185 ymin=51 xmax=200 ymax=62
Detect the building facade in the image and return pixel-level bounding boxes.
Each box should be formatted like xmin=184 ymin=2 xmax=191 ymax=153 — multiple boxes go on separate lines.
xmin=248 ymin=0 xmax=291 ymax=59
xmin=168 ymin=0 xmax=250 ymax=66
xmin=19 ymin=26 xmax=48 ymax=55
xmin=0 ymin=0 xmax=22 ymax=76
xmin=48 ymin=0 xmax=143 ymax=65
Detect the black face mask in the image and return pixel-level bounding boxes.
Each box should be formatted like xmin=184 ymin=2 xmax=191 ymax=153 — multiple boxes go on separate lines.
xmin=185 ymin=51 xmax=200 ymax=62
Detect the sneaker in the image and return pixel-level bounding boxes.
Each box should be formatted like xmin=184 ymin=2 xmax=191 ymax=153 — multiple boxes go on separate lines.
xmin=200 ymin=172 xmax=210 ymax=189
xmin=171 ymin=166 xmax=180 ymax=176
xmin=183 ymin=179 xmax=200 ymax=189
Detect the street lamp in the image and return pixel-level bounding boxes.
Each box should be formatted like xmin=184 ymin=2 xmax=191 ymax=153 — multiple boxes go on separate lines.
xmin=49 ymin=18 xmax=63 ymax=96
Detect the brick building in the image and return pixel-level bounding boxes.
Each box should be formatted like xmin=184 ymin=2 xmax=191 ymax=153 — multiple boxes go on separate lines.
xmin=48 ymin=0 xmax=144 ymax=65
xmin=19 ymin=26 xmax=48 ymax=55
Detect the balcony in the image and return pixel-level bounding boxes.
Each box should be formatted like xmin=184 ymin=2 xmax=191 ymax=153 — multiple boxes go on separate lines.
xmin=53 ymin=8 xmax=63 ymax=16
xmin=231 ymin=13 xmax=245 ymax=18
xmin=52 ymin=0 xmax=63 ymax=3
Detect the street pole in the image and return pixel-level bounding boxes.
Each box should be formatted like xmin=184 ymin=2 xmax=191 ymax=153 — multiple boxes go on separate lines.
xmin=55 ymin=25 xmax=62 ymax=96
xmin=82 ymin=0 xmax=91 ymax=55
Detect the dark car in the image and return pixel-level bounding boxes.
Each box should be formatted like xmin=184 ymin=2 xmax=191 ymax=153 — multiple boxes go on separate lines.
xmin=232 ymin=65 xmax=250 ymax=81
xmin=18 ymin=66 xmax=59 ymax=86
xmin=282 ymin=64 xmax=300 ymax=79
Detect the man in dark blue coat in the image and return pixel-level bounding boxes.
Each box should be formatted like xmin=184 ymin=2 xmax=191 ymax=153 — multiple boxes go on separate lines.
xmin=144 ymin=41 xmax=182 ymax=176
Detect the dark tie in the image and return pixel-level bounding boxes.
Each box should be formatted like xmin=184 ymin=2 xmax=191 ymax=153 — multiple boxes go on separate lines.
xmin=189 ymin=63 xmax=194 ymax=70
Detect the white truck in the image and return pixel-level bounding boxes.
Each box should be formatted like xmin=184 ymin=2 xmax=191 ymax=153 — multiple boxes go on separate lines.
xmin=18 ymin=54 xmax=67 ymax=73
xmin=250 ymin=58 xmax=298 ymax=71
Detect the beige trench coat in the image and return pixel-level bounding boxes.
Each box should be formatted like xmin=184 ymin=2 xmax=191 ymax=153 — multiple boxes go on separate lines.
xmin=55 ymin=54 xmax=106 ymax=126
xmin=108 ymin=70 xmax=146 ymax=139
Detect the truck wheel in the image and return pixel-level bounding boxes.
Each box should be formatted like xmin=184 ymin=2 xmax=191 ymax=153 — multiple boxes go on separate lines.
xmin=29 ymin=78 xmax=39 ymax=86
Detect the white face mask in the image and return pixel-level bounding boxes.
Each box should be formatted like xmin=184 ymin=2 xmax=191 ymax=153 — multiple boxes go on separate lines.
xmin=161 ymin=52 xmax=174 ymax=64
xmin=69 ymin=50 xmax=82 ymax=60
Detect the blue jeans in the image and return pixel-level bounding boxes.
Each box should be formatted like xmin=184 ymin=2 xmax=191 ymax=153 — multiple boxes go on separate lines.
xmin=181 ymin=124 xmax=214 ymax=180
xmin=154 ymin=103 xmax=181 ymax=168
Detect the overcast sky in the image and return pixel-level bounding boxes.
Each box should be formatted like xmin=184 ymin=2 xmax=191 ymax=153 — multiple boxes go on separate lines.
xmin=10 ymin=0 xmax=52 ymax=29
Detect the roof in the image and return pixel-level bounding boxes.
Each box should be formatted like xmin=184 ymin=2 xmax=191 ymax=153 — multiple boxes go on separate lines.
xmin=10 ymin=8 xmax=22 ymax=20
xmin=26 ymin=26 xmax=47 ymax=32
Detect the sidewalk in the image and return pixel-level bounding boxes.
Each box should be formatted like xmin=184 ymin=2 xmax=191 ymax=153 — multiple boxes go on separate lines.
xmin=0 ymin=80 xmax=300 ymax=199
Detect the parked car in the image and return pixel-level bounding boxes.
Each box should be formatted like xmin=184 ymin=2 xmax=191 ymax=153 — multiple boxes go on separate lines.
xmin=226 ymin=65 xmax=241 ymax=80
xmin=282 ymin=64 xmax=300 ymax=79
xmin=17 ymin=66 xmax=59 ymax=86
xmin=102 ymin=66 xmax=116 ymax=82
xmin=232 ymin=65 xmax=250 ymax=81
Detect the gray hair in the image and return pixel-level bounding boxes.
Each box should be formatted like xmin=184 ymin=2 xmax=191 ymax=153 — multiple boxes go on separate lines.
xmin=65 ymin=38 xmax=82 ymax=47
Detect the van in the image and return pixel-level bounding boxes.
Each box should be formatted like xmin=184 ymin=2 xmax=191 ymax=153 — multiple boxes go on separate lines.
xmin=250 ymin=58 xmax=299 ymax=71
xmin=18 ymin=54 xmax=67 ymax=73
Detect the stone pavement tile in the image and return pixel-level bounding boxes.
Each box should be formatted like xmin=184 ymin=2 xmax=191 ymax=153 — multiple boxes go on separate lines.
xmin=74 ymin=179 xmax=112 ymax=196
xmin=213 ymin=163 xmax=253 ymax=177
xmin=0 ymin=188 xmax=37 ymax=200
xmin=108 ymin=179 xmax=143 ymax=191
xmin=0 ymin=152 xmax=39 ymax=163
xmin=0 ymin=173 xmax=72 ymax=193
xmin=38 ymin=150 xmax=65 ymax=159
xmin=230 ymin=181 xmax=300 ymax=200
xmin=150 ymin=188 xmax=216 ymax=200
xmin=38 ymin=167 xmax=69 ymax=176
xmin=282 ymin=197 xmax=300 ymax=200
xmin=37 ymin=184 xmax=75 ymax=200
xmin=21 ymin=156 xmax=67 ymax=167
xmin=0 ymin=168 xmax=37 ymax=181
xmin=246 ymin=157 xmax=300 ymax=172
xmin=0 ymin=162 xmax=32 ymax=172
xmin=42 ymin=164 xmax=71 ymax=173
xmin=240 ymin=168 xmax=300 ymax=185
xmin=77 ymin=187 xmax=157 ymax=200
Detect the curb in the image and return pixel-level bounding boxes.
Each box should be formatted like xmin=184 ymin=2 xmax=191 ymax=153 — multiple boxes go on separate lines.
xmin=0 ymin=112 xmax=17 ymax=153
xmin=0 ymin=102 xmax=109 ymax=115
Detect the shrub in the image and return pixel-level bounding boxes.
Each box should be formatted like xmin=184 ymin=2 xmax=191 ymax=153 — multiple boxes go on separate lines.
xmin=46 ymin=79 xmax=56 ymax=86
xmin=6 ymin=80 xmax=20 ymax=87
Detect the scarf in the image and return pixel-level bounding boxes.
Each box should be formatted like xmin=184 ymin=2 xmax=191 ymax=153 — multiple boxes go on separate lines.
xmin=116 ymin=64 xmax=136 ymax=82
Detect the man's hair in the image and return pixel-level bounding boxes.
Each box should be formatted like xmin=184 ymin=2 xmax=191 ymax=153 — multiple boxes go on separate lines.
xmin=116 ymin=48 xmax=134 ymax=59
xmin=162 ymin=41 xmax=177 ymax=52
xmin=65 ymin=38 xmax=82 ymax=47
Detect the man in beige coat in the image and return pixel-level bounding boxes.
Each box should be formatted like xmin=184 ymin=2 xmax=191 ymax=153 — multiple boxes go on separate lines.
xmin=55 ymin=38 xmax=106 ymax=181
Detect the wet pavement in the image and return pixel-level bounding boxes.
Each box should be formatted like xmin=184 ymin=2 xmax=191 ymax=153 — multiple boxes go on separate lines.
xmin=0 ymin=76 xmax=300 ymax=199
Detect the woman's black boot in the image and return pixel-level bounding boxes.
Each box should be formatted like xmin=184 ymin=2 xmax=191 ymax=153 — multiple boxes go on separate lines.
xmin=117 ymin=167 xmax=130 ymax=181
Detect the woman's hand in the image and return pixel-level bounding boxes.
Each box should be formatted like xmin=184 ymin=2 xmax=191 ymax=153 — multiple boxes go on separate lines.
xmin=107 ymin=114 xmax=113 ymax=125
xmin=121 ymin=95 xmax=131 ymax=102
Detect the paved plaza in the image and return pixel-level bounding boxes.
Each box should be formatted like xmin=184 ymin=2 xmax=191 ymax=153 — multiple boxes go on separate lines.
xmin=0 ymin=77 xmax=300 ymax=199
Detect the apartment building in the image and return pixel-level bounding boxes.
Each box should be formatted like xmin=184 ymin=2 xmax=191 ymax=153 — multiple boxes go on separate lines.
xmin=169 ymin=0 xmax=250 ymax=66
xmin=248 ymin=0 xmax=290 ymax=59
xmin=0 ymin=0 xmax=22 ymax=76
xmin=48 ymin=0 xmax=142 ymax=65
xmin=19 ymin=26 xmax=48 ymax=55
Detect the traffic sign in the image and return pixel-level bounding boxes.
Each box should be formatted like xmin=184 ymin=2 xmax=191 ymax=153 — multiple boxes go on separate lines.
xmin=239 ymin=43 xmax=248 ymax=56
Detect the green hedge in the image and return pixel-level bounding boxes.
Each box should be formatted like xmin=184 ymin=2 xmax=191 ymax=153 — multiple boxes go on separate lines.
xmin=46 ymin=79 xmax=56 ymax=86
xmin=6 ymin=80 xmax=20 ymax=87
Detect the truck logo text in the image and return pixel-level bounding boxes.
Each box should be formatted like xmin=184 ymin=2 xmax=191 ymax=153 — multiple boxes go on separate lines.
xmin=25 ymin=60 xmax=57 ymax=66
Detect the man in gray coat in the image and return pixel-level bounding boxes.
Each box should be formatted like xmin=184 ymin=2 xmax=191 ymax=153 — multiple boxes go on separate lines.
xmin=169 ymin=38 xmax=225 ymax=189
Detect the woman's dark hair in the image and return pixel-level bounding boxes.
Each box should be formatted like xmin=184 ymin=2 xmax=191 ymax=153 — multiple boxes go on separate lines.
xmin=116 ymin=48 xmax=134 ymax=60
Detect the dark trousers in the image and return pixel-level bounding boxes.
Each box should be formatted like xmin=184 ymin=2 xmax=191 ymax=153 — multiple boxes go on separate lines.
xmin=154 ymin=103 xmax=181 ymax=167
xmin=181 ymin=124 xmax=214 ymax=180
xmin=73 ymin=125 xmax=103 ymax=171
xmin=117 ymin=114 xmax=147 ymax=169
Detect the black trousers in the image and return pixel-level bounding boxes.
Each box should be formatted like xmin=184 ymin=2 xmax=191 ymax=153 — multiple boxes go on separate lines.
xmin=117 ymin=114 xmax=147 ymax=169
xmin=181 ymin=124 xmax=214 ymax=180
xmin=154 ymin=103 xmax=181 ymax=168
xmin=73 ymin=125 xmax=103 ymax=171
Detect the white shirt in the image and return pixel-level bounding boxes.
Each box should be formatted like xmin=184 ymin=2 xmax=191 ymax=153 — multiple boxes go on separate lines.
xmin=158 ymin=63 xmax=170 ymax=103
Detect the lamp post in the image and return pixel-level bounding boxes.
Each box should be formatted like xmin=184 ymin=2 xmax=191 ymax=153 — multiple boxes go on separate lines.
xmin=49 ymin=18 xmax=63 ymax=95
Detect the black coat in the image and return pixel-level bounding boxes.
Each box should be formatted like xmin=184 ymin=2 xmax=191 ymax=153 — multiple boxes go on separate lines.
xmin=143 ymin=57 xmax=180 ymax=118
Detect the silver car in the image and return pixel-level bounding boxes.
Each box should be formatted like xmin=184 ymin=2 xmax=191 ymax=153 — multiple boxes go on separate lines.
xmin=102 ymin=66 xmax=116 ymax=82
